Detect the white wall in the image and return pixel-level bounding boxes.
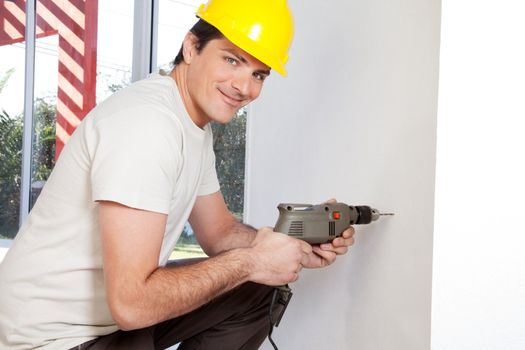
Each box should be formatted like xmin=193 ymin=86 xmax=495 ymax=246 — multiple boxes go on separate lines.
xmin=245 ymin=1 xmax=441 ymax=349
xmin=432 ymin=1 xmax=525 ymax=349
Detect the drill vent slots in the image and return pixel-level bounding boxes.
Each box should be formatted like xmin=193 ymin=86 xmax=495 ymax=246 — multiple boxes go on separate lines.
xmin=329 ymin=221 xmax=335 ymax=236
xmin=288 ymin=221 xmax=304 ymax=236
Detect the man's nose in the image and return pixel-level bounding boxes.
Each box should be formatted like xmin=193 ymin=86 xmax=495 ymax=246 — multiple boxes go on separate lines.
xmin=231 ymin=72 xmax=251 ymax=97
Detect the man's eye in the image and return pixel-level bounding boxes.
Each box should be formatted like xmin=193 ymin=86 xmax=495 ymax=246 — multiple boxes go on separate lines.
xmin=253 ymin=72 xmax=266 ymax=82
xmin=226 ymin=57 xmax=237 ymax=65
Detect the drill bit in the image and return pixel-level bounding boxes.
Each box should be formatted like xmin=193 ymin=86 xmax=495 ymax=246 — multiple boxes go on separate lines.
xmin=370 ymin=208 xmax=394 ymax=221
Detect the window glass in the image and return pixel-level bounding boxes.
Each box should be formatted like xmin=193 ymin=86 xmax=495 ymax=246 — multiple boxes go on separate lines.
xmin=96 ymin=0 xmax=133 ymax=102
xmin=156 ymin=0 xmax=202 ymax=72
xmin=0 ymin=39 xmax=24 ymax=240
xmin=210 ymin=109 xmax=247 ymax=222
xmin=31 ymin=32 xmax=58 ymax=209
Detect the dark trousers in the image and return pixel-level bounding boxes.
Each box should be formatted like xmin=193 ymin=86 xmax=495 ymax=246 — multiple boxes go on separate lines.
xmin=70 ymin=282 xmax=284 ymax=350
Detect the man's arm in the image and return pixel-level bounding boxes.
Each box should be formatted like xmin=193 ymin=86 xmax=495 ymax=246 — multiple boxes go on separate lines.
xmin=189 ymin=191 xmax=257 ymax=256
xmin=98 ymin=200 xmax=311 ymax=331
xmin=189 ymin=193 xmax=357 ymax=266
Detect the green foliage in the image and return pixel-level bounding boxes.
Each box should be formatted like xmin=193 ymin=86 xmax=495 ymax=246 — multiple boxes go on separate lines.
xmin=177 ymin=225 xmax=197 ymax=245
xmin=211 ymin=108 xmax=247 ymax=219
xmin=0 ymin=69 xmax=57 ymax=238
xmin=0 ymin=109 xmax=22 ymax=238
xmin=31 ymin=97 xmax=56 ymax=183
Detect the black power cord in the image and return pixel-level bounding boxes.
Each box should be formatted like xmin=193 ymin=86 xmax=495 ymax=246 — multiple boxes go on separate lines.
xmin=267 ymin=286 xmax=293 ymax=350
xmin=268 ymin=289 xmax=280 ymax=350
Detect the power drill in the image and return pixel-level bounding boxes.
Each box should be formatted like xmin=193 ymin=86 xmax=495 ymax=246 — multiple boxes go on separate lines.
xmin=274 ymin=202 xmax=394 ymax=244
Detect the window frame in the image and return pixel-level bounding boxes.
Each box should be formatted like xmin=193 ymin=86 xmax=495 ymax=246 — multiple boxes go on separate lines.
xmin=18 ymin=0 xmax=36 ymax=229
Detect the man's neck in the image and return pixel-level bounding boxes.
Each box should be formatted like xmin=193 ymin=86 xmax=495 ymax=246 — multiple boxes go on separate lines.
xmin=170 ymin=65 xmax=208 ymax=129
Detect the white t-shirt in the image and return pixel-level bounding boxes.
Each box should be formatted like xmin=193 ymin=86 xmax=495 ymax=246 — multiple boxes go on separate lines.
xmin=0 ymin=73 xmax=220 ymax=350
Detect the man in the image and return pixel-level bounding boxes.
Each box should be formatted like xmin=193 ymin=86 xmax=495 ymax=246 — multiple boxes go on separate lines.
xmin=0 ymin=0 xmax=355 ymax=349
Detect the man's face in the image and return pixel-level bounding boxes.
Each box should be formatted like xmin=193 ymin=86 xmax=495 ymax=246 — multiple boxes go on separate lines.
xmin=183 ymin=35 xmax=271 ymax=127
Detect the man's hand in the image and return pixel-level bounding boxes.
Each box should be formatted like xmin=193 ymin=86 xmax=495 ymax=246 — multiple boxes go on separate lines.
xmin=300 ymin=198 xmax=356 ymax=269
xmin=247 ymin=227 xmax=312 ymax=286
xmin=302 ymin=226 xmax=356 ymax=269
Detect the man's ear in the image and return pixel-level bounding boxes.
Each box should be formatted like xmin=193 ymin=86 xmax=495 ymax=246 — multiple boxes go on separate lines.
xmin=182 ymin=32 xmax=198 ymax=64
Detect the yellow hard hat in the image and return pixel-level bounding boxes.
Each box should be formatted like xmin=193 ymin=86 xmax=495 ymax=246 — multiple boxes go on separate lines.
xmin=196 ymin=0 xmax=294 ymax=76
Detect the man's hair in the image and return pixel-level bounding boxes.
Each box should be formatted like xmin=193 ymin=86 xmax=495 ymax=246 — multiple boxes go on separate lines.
xmin=173 ymin=19 xmax=224 ymax=66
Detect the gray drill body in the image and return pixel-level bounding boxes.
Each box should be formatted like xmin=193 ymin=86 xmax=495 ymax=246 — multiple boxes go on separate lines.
xmin=274 ymin=203 xmax=383 ymax=244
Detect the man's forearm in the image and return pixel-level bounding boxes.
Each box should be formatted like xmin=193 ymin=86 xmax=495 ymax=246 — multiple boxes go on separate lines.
xmin=205 ymin=221 xmax=257 ymax=256
xmin=115 ymin=247 xmax=252 ymax=330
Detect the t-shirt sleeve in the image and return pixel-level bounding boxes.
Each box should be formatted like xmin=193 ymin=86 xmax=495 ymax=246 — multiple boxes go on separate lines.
xmin=197 ymin=134 xmax=220 ymax=196
xmin=89 ymin=109 xmax=182 ymax=214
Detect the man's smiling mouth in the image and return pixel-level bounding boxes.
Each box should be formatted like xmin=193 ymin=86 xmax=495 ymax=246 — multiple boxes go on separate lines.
xmin=218 ymin=88 xmax=244 ymax=108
